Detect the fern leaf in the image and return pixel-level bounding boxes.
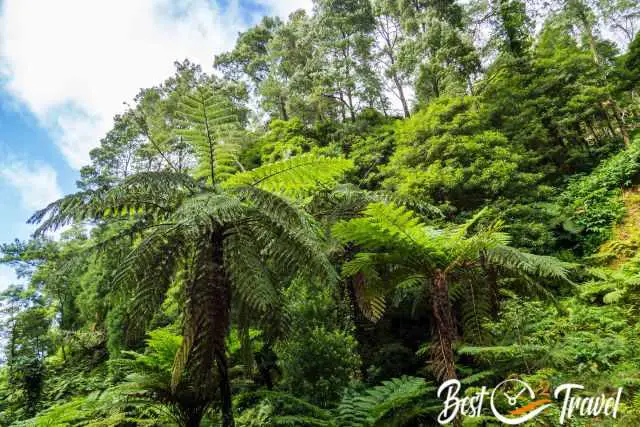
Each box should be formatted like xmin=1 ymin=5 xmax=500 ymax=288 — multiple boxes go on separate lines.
xmin=223 ymin=154 xmax=353 ymax=198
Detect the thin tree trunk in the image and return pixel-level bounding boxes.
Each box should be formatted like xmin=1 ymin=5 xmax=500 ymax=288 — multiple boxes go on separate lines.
xmin=431 ymin=270 xmax=457 ymax=381
xmin=480 ymin=252 xmax=500 ymax=319
xmin=582 ymin=13 xmax=631 ymax=147
xmin=586 ymin=120 xmax=601 ymax=144
xmin=392 ymin=74 xmax=410 ymax=118
xmin=216 ymin=348 xmax=235 ymax=427
xmin=338 ymin=92 xmax=346 ymax=122
xmin=346 ymin=273 xmax=372 ymax=379
xmin=346 ymin=87 xmax=356 ymax=122
xmin=610 ymin=100 xmax=630 ymax=146
xmin=279 ymin=97 xmax=289 ymax=121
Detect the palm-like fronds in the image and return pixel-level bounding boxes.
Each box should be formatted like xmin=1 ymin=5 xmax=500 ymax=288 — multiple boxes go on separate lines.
xmin=223 ymin=154 xmax=354 ymax=198
xmin=28 ymin=171 xmax=196 ymax=236
xmin=233 ymin=376 xmax=438 ymax=427
xmin=335 ymin=376 xmax=438 ymax=427
xmin=332 ymin=202 xmax=576 ymax=380
xmin=177 ymin=86 xmax=244 ymax=185
xmin=485 ymin=245 xmax=577 ymax=284
xmin=27 ymin=73 xmax=354 ymax=425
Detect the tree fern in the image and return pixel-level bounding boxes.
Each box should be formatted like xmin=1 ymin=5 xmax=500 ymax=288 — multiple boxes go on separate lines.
xmin=332 ymin=202 xmax=575 ymax=381
xmin=335 ymin=376 xmax=438 ymax=427
xmin=177 ymin=86 xmax=244 ymax=185
xmin=28 ymin=76 xmax=354 ymax=426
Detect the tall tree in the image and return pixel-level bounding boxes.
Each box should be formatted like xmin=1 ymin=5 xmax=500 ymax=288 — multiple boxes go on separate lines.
xmin=314 ymin=0 xmax=384 ymax=120
xmin=29 ymin=85 xmax=352 ymax=427
xmin=373 ymin=0 xmax=413 ymax=117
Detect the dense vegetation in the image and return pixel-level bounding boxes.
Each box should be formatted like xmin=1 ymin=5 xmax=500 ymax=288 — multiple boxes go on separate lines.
xmin=2 ymin=0 xmax=640 ymax=425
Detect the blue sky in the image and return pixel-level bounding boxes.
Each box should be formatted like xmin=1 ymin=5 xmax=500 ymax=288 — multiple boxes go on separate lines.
xmin=0 ymin=0 xmax=311 ymax=288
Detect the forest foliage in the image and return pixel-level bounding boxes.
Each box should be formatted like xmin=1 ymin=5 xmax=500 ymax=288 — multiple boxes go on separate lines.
xmin=2 ymin=0 xmax=640 ymax=425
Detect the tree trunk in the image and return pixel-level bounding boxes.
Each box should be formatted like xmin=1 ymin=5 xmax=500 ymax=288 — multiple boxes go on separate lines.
xmin=346 ymin=87 xmax=356 ymax=122
xmin=430 ymin=270 xmax=457 ymax=381
xmin=216 ymin=348 xmax=235 ymax=427
xmin=184 ymin=411 xmax=206 ymax=427
xmin=480 ymin=252 xmax=499 ymax=319
xmin=609 ymin=100 xmax=630 ymax=146
xmin=393 ymin=74 xmax=410 ymax=118
xmin=586 ymin=120 xmax=601 ymax=145
xmin=346 ymin=273 xmax=373 ymax=379
xmin=338 ymin=92 xmax=346 ymax=122
xmin=178 ymin=229 xmax=234 ymax=427
xmin=279 ymin=96 xmax=289 ymax=121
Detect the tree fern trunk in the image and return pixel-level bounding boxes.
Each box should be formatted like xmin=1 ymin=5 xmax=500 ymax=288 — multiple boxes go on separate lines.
xmin=431 ymin=270 xmax=457 ymax=381
xmin=176 ymin=229 xmax=234 ymax=426
xmin=346 ymin=273 xmax=372 ymax=379
xmin=216 ymin=348 xmax=235 ymax=427
xmin=480 ymin=251 xmax=500 ymax=319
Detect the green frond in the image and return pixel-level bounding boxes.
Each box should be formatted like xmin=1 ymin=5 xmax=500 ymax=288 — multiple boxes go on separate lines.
xmin=351 ymin=272 xmax=387 ymax=323
xmin=271 ymin=415 xmax=333 ymax=426
xmin=223 ymin=154 xmax=353 ymax=198
xmin=308 ymin=184 xmax=373 ymax=222
xmin=335 ymin=376 xmax=437 ymax=427
xmin=173 ymin=193 xmax=247 ymax=232
xmin=177 ymin=86 xmax=244 ymax=185
xmin=29 ymin=171 xmax=195 ymax=235
xmin=444 ymin=230 xmax=511 ymax=270
xmin=458 ymin=344 xmax=548 ymax=362
xmin=458 ymin=279 xmax=492 ymax=344
xmin=112 ymin=225 xmax=186 ymax=324
xmin=341 ymin=253 xmax=382 ymax=279
xmin=486 ymin=245 xmax=576 ymax=284
xmin=245 ymin=212 xmax=337 ymax=286
xmin=224 ymin=230 xmax=280 ymax=312
xmin=450 ymin=206 xmax=491 ymax=238
xmin=460 ymin=370 xmax=496 ymax=385
xmin=603 ymin=289 xmax=625 ymax=304
xmin=333 ymin=203 xmax=436 ymax=255
xmin=234 ymin=185 xmax=315 ymax=233
xmin=370 ymin=191 xmax=444 ymax=219
xmin=28 ymin=190 xmax=101 ymax=236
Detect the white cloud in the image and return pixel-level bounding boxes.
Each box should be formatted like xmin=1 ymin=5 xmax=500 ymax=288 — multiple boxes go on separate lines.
xmin=0 ymin=0 xmax=248 ymax=169
xmin=0 ymin=0 xmax=314 ymax=170
xmin=0 ymin=160 xmax=63 ymax=211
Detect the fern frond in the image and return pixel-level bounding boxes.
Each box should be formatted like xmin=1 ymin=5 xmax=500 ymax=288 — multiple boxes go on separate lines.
xmin=352 ymin=272 xmax=387 ymax=323
xmin=486 ymin=246 xmax=576 ymax=284
xmin=335 ymin=376 xmax=437 ymax=427
xmin=450 ymin=206 xmax=491 ymax=238
xmin=459 ymin=279 xmax=491 ymax=344
xmin=234 ymin=185 xmax=315 ymax=233
xmin=333 ymin=203 xmax=435 ymax=256
xmin=29 ymin=171 xmax=195 ymax=235
xmin=223 ymin=154 xmax=353 ymax=198
xmin=177 ymin=86 xmax=244 ymax=185
xmin=247 ymin=212 xmax=337 ymax=286
xmin=173 ymin=193 xmax=246 ymax=232
xmin=458 ymin=344 xmax=547 ymax=362
xmin=28 ymin=190 xmax=101 ymax=235
xmin=224 ymin=229 xmax=279 ymax=312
